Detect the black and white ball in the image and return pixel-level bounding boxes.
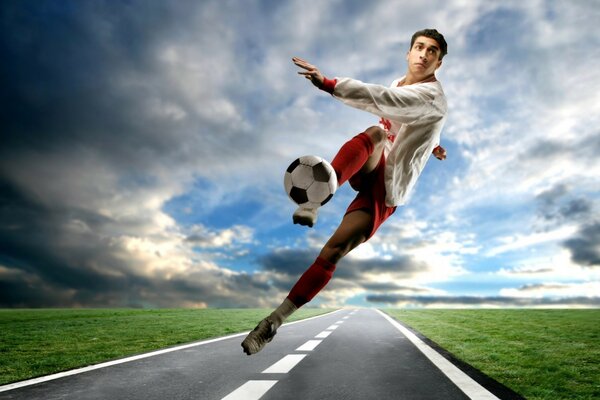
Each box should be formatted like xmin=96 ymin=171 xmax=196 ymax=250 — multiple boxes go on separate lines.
xmin=284 ymin=155 xmax=338 ymax=208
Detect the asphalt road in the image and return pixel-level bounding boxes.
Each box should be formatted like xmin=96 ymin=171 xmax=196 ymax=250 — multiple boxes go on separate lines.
xmin=0 ymin=309 xmax=503 ymax=400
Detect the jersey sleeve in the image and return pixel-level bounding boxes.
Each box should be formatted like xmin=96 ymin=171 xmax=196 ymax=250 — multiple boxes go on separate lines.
xmin=331 ymin=77 xmax=440 ymax=124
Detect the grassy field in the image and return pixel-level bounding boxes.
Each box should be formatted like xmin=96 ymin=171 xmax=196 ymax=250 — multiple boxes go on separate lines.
xmin=0 ymin=308 xmax=335 ymax=386
xmin=384 ymin=309 xmax=600 ymax=400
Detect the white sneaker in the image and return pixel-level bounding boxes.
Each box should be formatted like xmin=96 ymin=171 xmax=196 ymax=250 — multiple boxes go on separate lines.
xmin=293 ymin=206 xmax=318 ymax=227
xmin=241 ymin=317 xmax=277 ymax=355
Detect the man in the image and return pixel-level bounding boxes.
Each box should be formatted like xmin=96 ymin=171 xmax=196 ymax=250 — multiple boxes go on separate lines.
xmin=242 ymin=29 xmax=448 ymax=355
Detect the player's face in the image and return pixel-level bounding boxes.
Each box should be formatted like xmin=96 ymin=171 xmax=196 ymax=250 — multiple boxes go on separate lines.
xmin=406 ymin=36 xmax=443 ymax=78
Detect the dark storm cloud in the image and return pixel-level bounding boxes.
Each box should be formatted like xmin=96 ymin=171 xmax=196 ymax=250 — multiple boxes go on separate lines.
xmin=535 ymin=184 xmax=568 ymax=207
xmin=0 ymin=177 xmax=157 ymax=307
xmin=541 ymin=198 xmax=593 ymax=225
xmin=259 ymin=248 xmax=316 ymax=276
xmin=0 ymin=1 xmax=245 ymax=172
xmin=335 ymin=255 xmax=426 ymax=280
xmin=563 ymin=221 xmax=600 ymax=267
xmin=531 ymin=183 xmax=599 ymax=267
xmin=517 ymin=283 xmax=571 ymax=291
xmin=559 ymin=198 xmax=592 ymax=219
xmin=534 ymin=183 xmax=593 ymax=223
xmin=2 ymin=2 xmax=168 ymax=153
xmin=151 ymin=271 xmax=278 ymax=308
xmin=0 ymin=171 xmax=281 ymax=307
xmin=0 ymin=174 xmax=278 ymax=307
xmin=0 ymin=177 xmax=275 ymax=307
xmin=0 ymin=180 xmax=134 ymax=296
xmin=257 ymin=246 xmax=428 ymax=295
xmin=367 ymin=294 xmax=600 ymax=307
xmin=0 ymin=1 xmax=275 ymax=307
xmin=0 ymin=268 xmax=73 ymax=308
xmin=360 ymin=282 xmax=430 ymax=293
xmin=258 ymin=247 xmax=426 ymax=280
xmin=532 ymin=184 xmax=599 ymax=268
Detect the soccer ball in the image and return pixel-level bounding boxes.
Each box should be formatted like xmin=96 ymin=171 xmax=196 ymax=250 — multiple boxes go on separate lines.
xmin=284 ymin=155 xmax=338 ymax=208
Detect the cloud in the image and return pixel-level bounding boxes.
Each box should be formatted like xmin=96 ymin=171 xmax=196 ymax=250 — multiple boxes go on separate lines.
xmin=360 ymin=282 xmax=432 ymax=293
xmin=434 ymin=2 xmax=600 ymax=214
xmin=487 ymin=225 xmax=578 ymax=257
xmin=1 ymin=0 xmax=599 ymax=308
xmin=496 ymin=248 xmax=600 ymax=282
xmin=255 ymin=229 xmax=465 ymax=307
xmin=534 ymin=184 xmax=594 ymax=227
xmin=367 ymin=294 xmax=600 ymax=308
xmin=0 ymin=1 xmax=278 ymax=308
xmin=186 ymin=224 xmax=254 ymax=249
xmin=500 ymin=281 xmax=600 ymax=298
xmin=0 ymin=168 xmax=275 ymax=308
xmin=563 ymin=221 xmax=600 ymax=267
xmin=259 ymin=248 xmax=316 ymax=277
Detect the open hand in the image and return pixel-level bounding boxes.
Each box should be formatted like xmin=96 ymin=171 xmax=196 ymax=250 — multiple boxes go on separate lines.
xmin=292 ymin=57 xmax=324 ymax=88
xmin=433 ymin=145 xmax=447 ymax=160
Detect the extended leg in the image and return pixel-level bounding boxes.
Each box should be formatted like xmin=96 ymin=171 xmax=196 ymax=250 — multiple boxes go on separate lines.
xmin=242 ymin=210 xmax=373 ymax=355
xmin=287 ymin=210 xmax=371 ymax=306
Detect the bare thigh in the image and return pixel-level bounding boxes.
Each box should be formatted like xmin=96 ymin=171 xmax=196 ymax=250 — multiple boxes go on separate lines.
xmin=318 ymin=210 xmax=372 ymax=264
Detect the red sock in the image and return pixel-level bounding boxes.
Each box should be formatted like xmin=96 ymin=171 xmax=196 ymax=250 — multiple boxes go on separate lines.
xmin=287 ymin=257 xmax=337 ymax=308
xmin=330 ymin=132 xmax=374 ymax=186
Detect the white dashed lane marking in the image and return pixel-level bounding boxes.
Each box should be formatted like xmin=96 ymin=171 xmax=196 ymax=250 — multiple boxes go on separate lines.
xmin=315 ymin=330 xmax=332 ymax=339
xmin=262 ymin=354 xmax=307 ymax=373
xmin=220 ymin=309 xmax=356 ymax=400
xmin=296 ymin=339 xmax=322 ymax=351
xmin=221 ymin=380 xmax=278 ymax=400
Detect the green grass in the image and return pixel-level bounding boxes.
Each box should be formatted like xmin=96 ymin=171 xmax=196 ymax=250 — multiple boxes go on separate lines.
xmin=0 ymin=308 xmax=335 ymax=385
xmin=384 ymin=309 xmax=600 ymax=400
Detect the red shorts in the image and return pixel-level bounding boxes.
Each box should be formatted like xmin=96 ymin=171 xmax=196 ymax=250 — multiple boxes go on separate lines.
xmin=345 ymin=153 xmax=397 ymax=239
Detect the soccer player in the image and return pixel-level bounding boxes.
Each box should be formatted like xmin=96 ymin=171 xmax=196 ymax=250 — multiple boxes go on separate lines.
xmin=242 ymin=29 xmax=448 ymax=355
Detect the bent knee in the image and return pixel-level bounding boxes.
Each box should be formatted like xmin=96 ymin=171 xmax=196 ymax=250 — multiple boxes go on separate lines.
xmin=320 ymin=237 xmax=365 ymax=264
xmin=365 ymin=126 xmax=387 ymax=145
xmin=319 ymin=244 xmax=347 ymax=265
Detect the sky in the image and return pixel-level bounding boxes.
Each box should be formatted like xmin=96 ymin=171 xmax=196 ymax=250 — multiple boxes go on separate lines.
xmin=1 ymin=0 xmax=599 ymax=309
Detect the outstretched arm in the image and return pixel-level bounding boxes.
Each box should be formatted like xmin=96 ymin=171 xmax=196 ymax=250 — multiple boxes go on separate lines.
xmin=293 ymin=56 xmax=440 ymax=125
xmin=293 ymin=57 xmax=447 ymax=161
xmin=292 ymin=57 xmax=325 ymax=88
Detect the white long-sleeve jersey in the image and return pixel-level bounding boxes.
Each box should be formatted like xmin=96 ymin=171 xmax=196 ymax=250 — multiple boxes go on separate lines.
xmin=329 ymin=76 xmax=447 ymax=206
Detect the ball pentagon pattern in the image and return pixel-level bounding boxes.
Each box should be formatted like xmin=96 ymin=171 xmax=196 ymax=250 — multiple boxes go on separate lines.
xmin=284 ymin=155 xmax=337 ymax=208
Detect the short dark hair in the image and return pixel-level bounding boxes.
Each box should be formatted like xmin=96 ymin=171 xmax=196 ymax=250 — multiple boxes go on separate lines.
xmin=410 ymin=29 xmax=447 ymax=60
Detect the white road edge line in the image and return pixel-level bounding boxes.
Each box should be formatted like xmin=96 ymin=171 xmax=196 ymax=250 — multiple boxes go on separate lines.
xmin=220 ymin=380 xmax=278 ymax=400
xmin=0 ymin=309 xmax=343 ymax=393
xmin=375 ymin=309 xmax=500 ymax=400
xmin=262 ymin=354 xmax=307 ymax=374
